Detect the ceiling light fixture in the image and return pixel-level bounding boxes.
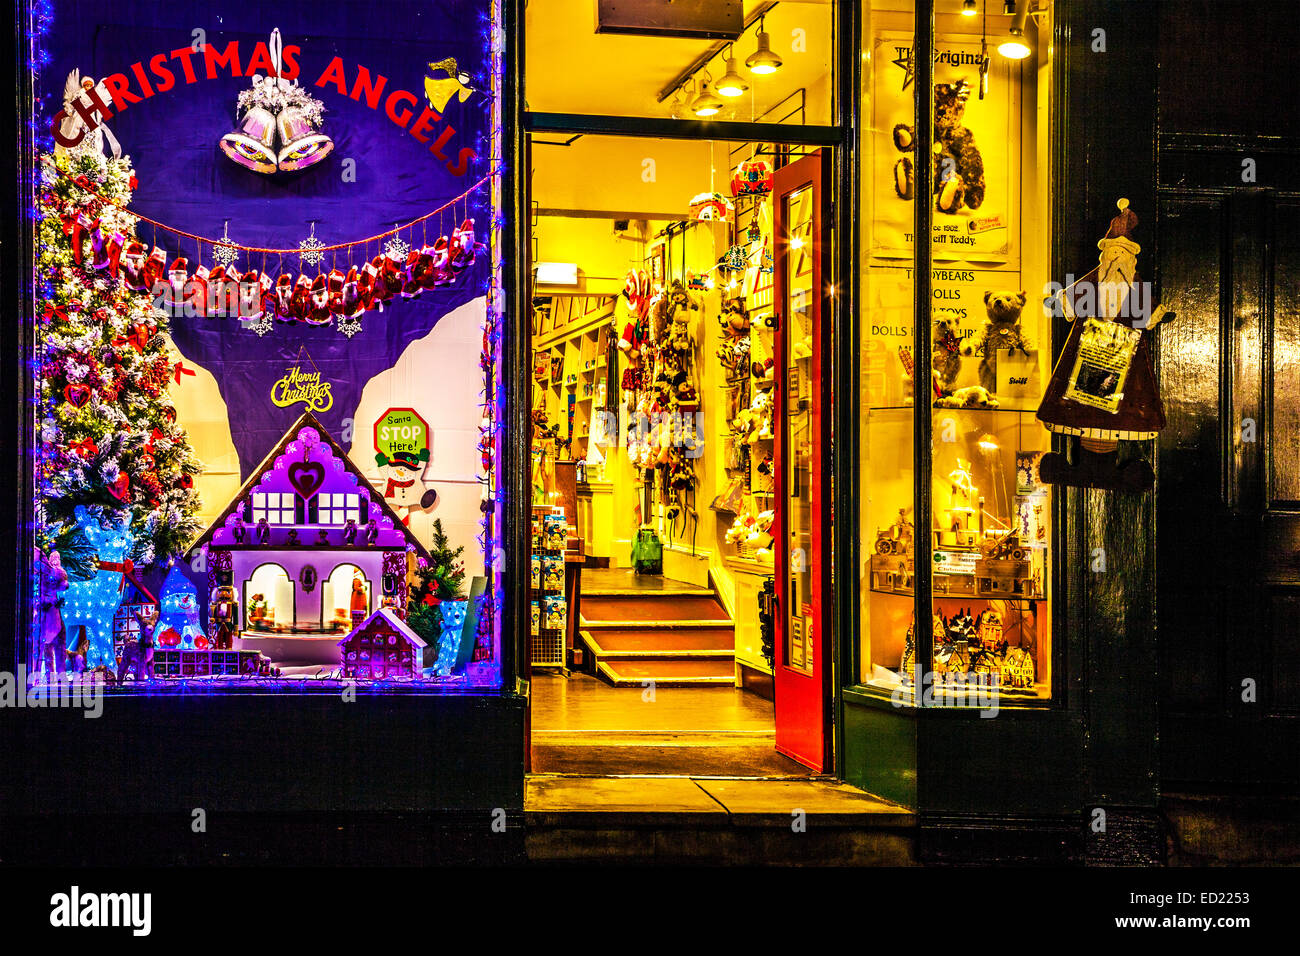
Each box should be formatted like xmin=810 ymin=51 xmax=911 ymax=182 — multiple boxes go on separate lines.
xmin=962 ymin=0 xmax=978 ymax=16
xmin=997 ymin=0 xmax=1032 ymax=59
xmin=716 ymin=45 xmax=748 ymax=97
xmin=691 ymin=75 xmax=723 ymax=117
xmin=746 ymin=17 xmax=782 ymax=75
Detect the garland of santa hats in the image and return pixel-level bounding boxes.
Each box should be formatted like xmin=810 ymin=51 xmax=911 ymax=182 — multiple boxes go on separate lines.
xmin=43 ymin=157 xmax=492 ymax=337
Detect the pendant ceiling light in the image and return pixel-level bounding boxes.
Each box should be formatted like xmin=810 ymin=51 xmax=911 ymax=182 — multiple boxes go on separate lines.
xmin=746 ymin=18 xmax=782 ymax=75
xmin=691 ymin=76 xmax=723 ymax=117
xmin=716 ymin=46 xmax=748 ymax=97
xmin=962 ymin=0 xmax=978 ymax=16
xmin=997 ymin=0 xmax=1032 ymax=59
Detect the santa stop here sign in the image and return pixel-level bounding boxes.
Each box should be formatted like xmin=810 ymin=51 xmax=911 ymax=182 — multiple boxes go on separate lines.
xmin=374 ymin=407 xmax=430 ymax=461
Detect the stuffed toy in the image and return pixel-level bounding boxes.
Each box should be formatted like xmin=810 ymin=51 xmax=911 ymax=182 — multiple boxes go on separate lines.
xmin=747 ymin=390 xmax=774 ymax=443
xmin=931 ymin=308 xmax=964 ymax=399
xmin=719 ymin=299 xmax=749 ymax=338
xmin=965 ymin=290 xmax=1031 ymax=394
xmin=893 ymin=78 xmax=986 ymax=214
xmin=937 ymin=385 xmax=998 ymax=408
xmin=731 ymin=406 xmax=758 ymax=442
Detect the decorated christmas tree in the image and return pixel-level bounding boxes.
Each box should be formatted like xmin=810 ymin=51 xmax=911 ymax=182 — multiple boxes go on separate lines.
xmin=406 ymin=518 xmax=467 ymax=643
xmin=35 ymin=147 xmax=203 ymax=574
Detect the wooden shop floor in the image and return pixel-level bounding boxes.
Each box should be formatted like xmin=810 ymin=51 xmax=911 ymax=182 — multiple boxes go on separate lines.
xmin=530 ymin=670 xmax=807 ymax=776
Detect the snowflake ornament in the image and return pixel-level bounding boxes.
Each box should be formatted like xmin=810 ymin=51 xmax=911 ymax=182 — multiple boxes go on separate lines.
xmin=213 ymin=222 xmax=240 ymax=268
xmin=248 ymin=313 xmax=274 ymax=337
xmin=299 ymin=224 xmax=326 ymax=268
xmin=337 ymin=313 xmax=363 ymax=338
xmin=383 ymin=234 xmax=410 ymax=261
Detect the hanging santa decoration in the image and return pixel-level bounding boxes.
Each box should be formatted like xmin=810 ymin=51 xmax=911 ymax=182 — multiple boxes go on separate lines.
xmin=1035 ymin=199 xmax=1177 ymax=491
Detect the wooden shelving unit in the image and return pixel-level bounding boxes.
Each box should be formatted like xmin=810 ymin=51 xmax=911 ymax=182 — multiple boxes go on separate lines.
xmin=533 ymin=295 xmax=615 ymax=463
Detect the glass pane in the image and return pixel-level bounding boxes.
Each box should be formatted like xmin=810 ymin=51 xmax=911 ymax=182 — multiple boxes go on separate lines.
xmin=525 ymin=0 xmax=835 ymax=126
xmin=859 ymin=0 xmax=918 ymax=699
xmin=925 ymin=0 xmax=1055 ymax=705
xmin=783 ymin=185 xmax=816 ymax=675
xmin=859 ymin=0 xmax=1056 ymax=705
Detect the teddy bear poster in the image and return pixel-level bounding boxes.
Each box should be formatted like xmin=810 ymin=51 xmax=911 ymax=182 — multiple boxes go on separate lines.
xmin=869 ymin=32 xmax=1017 ymax=262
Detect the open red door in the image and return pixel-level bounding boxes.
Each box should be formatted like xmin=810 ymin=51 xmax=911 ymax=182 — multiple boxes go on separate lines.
xmin=772 ymin=149 xmax=831 ymax=772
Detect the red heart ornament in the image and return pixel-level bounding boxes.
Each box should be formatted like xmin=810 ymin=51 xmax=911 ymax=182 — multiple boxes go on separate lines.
xmin=287 ymin=461 xmax=326 ymax=500
xmin=108 ymin=472 xmax=130 ymax=501
xmin=63 ymin=384 xmax=92 ymax=408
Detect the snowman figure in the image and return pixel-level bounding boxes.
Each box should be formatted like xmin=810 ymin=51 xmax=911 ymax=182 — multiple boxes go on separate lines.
xmin=157 ymin=565 xmax=207 ymax=650
xmin=375 ymin=448 xmax=438 ymax=526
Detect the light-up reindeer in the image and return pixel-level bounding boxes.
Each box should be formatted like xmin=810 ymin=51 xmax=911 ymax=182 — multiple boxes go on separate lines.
xmin=62 ymin=506 xmax=134 ymax=671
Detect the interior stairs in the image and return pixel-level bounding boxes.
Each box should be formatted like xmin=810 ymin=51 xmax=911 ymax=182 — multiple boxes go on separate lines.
xmin=577 ymin=574 xmax=735 ymax=686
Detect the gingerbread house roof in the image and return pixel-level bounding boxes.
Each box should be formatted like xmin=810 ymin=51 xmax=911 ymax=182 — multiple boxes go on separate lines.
xmin=184 ymin=410 xmax=431 ymax=562
xmin=338 ymin=607 xmax=428 ymax=649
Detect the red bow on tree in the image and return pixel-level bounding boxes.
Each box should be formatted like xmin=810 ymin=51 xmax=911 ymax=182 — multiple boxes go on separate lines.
xmin=67 ymin=437 xmax=99 ymax=458
xmin=41 ymin=304 xmax=68 ymax=325
xmin=113 ymin=325 xmax=153 ymax=352
xmin=172 ymin=362 xmax=195 ymax=384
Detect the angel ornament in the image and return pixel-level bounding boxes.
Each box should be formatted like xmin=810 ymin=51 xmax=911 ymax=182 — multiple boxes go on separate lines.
xmin=1035 ymin=199 xmax=1176 ymax=491
xmin=56 ymin=70 xmax=122 ymax=160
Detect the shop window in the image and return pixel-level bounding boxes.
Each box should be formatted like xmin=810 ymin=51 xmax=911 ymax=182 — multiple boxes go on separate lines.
xmin=858 ymin=0 xmax=1055 ymax=705
xmin=23 ymin=0 xmax=505 ymax=692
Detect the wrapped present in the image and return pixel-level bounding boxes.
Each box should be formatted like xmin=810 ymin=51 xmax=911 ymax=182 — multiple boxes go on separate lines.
xmin=730 ymin=160 xmax=773 ymax=197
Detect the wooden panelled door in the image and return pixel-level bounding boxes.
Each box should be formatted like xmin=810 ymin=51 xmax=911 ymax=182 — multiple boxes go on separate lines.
xmin=1157 ymin=187 xmax=1300 ymax=787
xmin=772 ymin=149 xmax=831 ymax=772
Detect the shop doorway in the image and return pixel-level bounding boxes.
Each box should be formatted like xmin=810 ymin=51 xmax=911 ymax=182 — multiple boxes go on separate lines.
xmin=525 ymin=131 xmax=833 ymax=777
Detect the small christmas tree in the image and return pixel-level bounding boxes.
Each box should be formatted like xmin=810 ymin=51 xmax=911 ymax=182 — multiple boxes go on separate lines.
xmin=406 ymin=518 xmax=467 ymax=644
xmin=35 ymin=148 xmax=203 ymax=573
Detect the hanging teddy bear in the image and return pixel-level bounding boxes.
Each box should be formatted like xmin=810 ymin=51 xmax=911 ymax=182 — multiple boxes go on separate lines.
xmin=893 ymin=78 xmax=986 ymax=214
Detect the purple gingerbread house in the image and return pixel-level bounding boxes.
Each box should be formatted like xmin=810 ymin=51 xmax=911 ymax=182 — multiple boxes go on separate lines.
xmin=185 ymin=412 xmax=430 ymax=667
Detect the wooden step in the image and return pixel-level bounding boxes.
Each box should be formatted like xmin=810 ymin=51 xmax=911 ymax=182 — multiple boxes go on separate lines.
xmin=582 ymin=628 xmax=734 ymax=659
xmin=579 ymin=594 xmax=732 ymax=623
xmin=597 ymin=658 xmax=735 ymax=686
xmin=579 ymin=570 xmax=713 ymax=598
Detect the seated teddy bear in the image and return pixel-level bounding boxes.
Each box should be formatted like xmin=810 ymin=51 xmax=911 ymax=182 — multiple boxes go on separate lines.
xmin=963 ymin=290 xmax=1032 ymax=395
